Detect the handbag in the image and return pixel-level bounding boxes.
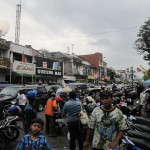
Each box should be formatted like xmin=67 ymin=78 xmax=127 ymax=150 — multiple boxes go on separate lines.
xmin=79 ymin=105 xmax=89 ymax=125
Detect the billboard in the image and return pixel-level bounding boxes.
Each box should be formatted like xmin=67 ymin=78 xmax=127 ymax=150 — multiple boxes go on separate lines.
xmin=12 ymin=61 xmax=35 ymax=74
xmin=35 ymin=57 xmax=63 ymax=77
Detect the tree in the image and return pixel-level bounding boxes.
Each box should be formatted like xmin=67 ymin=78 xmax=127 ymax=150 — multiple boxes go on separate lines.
xmin=135 ymin=18 xmax=150 ymax=62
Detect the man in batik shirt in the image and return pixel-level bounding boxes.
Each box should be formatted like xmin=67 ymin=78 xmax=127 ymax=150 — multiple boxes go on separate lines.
xmin=84 ymin=90 xmax=128 ymax=150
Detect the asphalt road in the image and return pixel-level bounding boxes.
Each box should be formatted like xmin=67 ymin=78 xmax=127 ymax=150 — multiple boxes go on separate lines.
xmin=5 ymin=110 xmax=70 ymax=150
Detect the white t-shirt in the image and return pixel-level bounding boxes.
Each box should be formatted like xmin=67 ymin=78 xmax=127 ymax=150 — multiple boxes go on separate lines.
xmin=139 ymin=92 xmax=146 ymax=105
xmin=17 ymin=93 xmax=26 ymax=106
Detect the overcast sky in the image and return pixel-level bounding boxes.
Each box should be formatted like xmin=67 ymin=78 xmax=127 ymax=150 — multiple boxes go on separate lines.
xmin=0 ymin=0 xmax=150 ymax=76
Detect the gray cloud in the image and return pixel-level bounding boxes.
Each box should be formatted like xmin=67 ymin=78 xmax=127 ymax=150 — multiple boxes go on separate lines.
xmin=0 ymin=0 xmax=150 ymax=72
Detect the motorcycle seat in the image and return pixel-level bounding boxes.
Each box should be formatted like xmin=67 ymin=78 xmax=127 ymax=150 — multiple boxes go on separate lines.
xmin=129 ymin=137 xmax=150 ymax=150
xmin=127 ymin=130 xmax=150 ymax=141
xmin=6 ymin=116 xmax=18 ymax=120
xmin=133 ymin=116 xmax=150 ymax=126
xmin=133 ymin=123 xmax=150 ymax=133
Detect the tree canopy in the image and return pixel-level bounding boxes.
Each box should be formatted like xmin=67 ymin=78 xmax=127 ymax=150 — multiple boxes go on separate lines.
xmin=135 ymin=17 xmax=150 ymax=62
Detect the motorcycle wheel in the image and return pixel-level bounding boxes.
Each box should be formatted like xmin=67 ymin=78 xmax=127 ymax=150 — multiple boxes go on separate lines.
xmin=0 ymin=137 xmax=5 ymax=150
xmin=7 ymin=127 xmax=20 ymax=140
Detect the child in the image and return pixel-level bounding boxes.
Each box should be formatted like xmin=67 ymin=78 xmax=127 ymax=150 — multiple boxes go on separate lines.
xmin=16 ymin=118 xmax=51 ymax=150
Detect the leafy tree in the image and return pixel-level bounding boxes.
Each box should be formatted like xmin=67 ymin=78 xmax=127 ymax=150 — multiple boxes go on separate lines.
xmin=143 ymin=69 xmax=150 ymax=80
xmin=135 ymin=18 xmax=150 ymax=62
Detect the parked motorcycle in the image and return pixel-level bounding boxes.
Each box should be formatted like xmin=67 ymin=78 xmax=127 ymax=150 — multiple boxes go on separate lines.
xmin=0 ymin=116 xmax=22 ymax=150
xmin=122 ymin=115 xmax=150 ymax=150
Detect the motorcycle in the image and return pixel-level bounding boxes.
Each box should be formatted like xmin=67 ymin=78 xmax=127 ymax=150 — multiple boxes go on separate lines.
xmin=121 ymin=115 xmax=150 ymax=150
xmin=0 ymin=115 xmax=22 ymax=140
xmin=3 ymin=100 xmax=22 ymax=118
xmin=0 ymin=116 xmax=22 ymax=150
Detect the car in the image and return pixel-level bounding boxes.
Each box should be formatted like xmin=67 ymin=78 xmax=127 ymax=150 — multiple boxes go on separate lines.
xmin=0 ymin=84 xmax=15 ymax=92
xmin=0 ymin=85 xmax=27 ymax=118
xmin=0 ymin=85 xmax=26 ymax=105
xmin=66 ymin=83 xmax=88 ymax=91
xmin=25 ymin=85 xmax=49 ymax=111
xmin=45 ymin=85 xmax=62 ymax=95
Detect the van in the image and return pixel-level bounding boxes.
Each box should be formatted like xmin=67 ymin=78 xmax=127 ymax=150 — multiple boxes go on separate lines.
xmin=66 ymin=83 xmax=88 ymax=91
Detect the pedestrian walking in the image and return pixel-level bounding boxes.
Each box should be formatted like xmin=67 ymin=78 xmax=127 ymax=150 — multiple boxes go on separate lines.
xmin=62 ymin=91 xmax=83 ymax=150
xmin=22 ymin=90 xmax=37 ymax=134
xmin=16 ymin=117 xmax=51 ymax=150
xmin=84 ymin=90 xmax=128 ymax=150
xmin=45 ymin=93 xmax=58 ymax=137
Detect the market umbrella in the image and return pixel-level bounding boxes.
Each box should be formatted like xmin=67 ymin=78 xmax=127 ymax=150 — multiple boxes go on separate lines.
xmin=64 ymin=86 xmax=72 ymax=92
xmin=142 ymin=79 xmax=150 ymax=87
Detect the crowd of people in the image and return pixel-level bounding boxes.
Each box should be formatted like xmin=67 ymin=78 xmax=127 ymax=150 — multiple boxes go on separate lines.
xmin=4 ymin=82 xmax=150 ymax=150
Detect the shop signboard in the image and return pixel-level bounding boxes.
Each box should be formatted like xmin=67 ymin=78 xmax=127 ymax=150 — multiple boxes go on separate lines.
xmin=12 ymin=61 xmax=35 ymax=74
xmin=36 ymin=57 xmax=63 ymax=77
xmin=36 ymin=68 xmax=62 ymax=77
xmin=0 ymin=57 xmax=10 ymax=69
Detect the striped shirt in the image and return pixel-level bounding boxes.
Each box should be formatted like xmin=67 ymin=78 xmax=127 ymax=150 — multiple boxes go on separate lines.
xmin=16 ymin=133 xmax=51 ymax=150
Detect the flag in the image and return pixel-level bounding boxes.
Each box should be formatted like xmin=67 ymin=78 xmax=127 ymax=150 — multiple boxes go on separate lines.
xmin=140 ymin=65 xmax=147 ymax=72
xmin=137 ymin=68 xmax=142 ymax=72
xmin=22 ymin=52 xmax=26 ymax=63
xmin=10 ymin=51 xmax=13 ymax=63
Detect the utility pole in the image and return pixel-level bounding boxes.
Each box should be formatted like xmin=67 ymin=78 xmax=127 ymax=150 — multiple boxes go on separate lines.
xmin=15 ymin=0 xmax=21 ymax=44
xmin=131 ymin=66 xmax=134 ymax=89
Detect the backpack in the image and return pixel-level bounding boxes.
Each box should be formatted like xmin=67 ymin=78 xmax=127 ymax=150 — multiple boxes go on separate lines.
xmin=79 ymin=105 xmax=89 ymax=125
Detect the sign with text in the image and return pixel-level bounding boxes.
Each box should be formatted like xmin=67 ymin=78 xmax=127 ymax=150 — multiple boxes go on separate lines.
xmin=12 ymin=61 xmax=35 ymax=74
xmin=36 ymin=68 xmax=62 ymax=77
xmin=43 ymin=62 xmax=47 ymax=68
xmin=36 ymin=57 xmax=63 ymax=71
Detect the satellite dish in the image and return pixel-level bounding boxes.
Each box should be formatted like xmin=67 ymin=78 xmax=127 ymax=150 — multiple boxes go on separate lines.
xmin=0 ymin=20 xmax=10 ymax=37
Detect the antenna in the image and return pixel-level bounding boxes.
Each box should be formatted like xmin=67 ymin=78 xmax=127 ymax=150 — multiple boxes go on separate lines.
xmin=0 ymin=20 xmax=10 ymax=38
xmin=15 ymin=0 xmax=21 ymax=44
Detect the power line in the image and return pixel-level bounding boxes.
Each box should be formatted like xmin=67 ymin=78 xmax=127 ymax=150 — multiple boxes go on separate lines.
xmin=8 ymin=25 xmax=141 ymax=41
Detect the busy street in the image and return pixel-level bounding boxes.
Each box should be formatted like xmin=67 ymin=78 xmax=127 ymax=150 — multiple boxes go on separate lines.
xmin=0 ymin=82 xmax=150 ymax=150
xmin=1 ymin=1 xmax=150 ymax=150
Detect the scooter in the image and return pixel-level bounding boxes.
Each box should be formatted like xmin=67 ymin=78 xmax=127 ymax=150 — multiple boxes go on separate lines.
xmin=122 ymin=116 xmax=150 ymax=150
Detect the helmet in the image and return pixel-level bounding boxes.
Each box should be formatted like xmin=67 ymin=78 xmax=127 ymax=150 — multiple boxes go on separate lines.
xmin=55 ymin=96 xmax=62 ymax=102
xmin=26 ymin=90 xmax=36 ymax=101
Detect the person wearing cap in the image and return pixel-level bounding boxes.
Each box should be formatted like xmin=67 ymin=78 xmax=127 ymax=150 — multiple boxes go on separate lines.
xmin=84 ymin=90 xmax=128 ymax=150
xmin=23 ymin=90 xmax=37 ymax=134
xmin=45 ymin=93 xmax=58 ymax=137
xmin=16 ymin=118 xmax=51 ymax=150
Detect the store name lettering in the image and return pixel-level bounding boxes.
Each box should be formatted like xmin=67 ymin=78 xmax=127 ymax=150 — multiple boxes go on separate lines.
xmin=37 ymin=69 xmax=53 ymax=75
xmin=37 ymin=69 xmax=62 ymax=76
xmin=54 ymin=71 xmax=61 ymax=75
xmin=16 ymin=65 xmax=33 ymax=71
